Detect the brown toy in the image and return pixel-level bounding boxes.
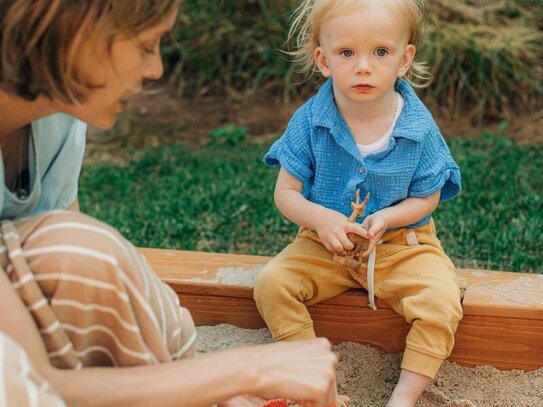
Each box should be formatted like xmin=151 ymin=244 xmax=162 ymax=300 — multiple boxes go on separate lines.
xmin=345 ymin=189 xmax=370 ymax=260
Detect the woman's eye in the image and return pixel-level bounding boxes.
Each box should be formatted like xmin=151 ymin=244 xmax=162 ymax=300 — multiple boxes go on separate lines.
xmin=140 ymin=40 xmax=159 ymax=55
xmin=375 ymin=48 xmax=388 ymax=57
xmin=340 ymin=49 xmax=354 ymax=57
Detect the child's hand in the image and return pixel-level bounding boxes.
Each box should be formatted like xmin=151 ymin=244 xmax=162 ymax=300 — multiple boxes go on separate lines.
xmin=360 ymin=212 xmax=388 ymax=257
xmin=313 ymin=207 xmax=369 ymax=255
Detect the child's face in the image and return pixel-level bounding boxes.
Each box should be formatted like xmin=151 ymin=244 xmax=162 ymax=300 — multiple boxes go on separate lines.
xmin=314 ymin=1 xmax=415 ymax=108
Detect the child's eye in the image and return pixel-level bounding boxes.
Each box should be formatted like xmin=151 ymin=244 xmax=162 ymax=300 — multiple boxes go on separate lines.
xmin=375 ymin=48 xmax=388 ymax=57
xmin=340 ymin=49 xmax=354 ymax=58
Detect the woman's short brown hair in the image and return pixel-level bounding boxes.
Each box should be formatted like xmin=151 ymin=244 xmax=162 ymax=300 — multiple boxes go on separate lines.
xmin=0 ymin=0 xmax=178 ymax=103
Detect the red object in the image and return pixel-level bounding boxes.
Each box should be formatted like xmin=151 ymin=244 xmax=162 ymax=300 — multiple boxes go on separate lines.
xmin=260 ymin=399 xmax=288 ymax=407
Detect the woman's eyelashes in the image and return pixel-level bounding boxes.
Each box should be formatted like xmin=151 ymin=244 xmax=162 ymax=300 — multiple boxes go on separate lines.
xmin=139 ymin=39 xmax=160 ymax=56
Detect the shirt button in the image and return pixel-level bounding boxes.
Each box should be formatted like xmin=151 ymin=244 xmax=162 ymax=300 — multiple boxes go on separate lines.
xmin=359 ymin=167 xmax=365 ymax=174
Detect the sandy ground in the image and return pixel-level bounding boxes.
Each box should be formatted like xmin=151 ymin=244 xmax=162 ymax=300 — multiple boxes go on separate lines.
xmin=196 ymin=324 xmax=543 ymax=407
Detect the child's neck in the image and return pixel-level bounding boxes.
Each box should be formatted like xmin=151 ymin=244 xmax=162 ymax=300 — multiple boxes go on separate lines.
xmin=335 ymin=89 xmax=398 ymax=145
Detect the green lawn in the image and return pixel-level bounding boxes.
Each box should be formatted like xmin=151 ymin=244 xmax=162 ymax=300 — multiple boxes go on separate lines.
xmin=79 ymin=134 xmax=543 ymax=273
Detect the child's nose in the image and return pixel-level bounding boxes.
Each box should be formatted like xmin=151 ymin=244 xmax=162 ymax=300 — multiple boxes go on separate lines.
xmin=354 ymin=56 xmax=371 ymax=75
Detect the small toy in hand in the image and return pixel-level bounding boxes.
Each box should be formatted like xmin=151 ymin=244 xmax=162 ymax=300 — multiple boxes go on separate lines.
xmin=346 ymin=189 xmax=370 ymax=261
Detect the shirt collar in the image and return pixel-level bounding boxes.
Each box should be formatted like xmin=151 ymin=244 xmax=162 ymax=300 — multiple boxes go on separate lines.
xmin=310 ymin=78 xmax=433 ymax=143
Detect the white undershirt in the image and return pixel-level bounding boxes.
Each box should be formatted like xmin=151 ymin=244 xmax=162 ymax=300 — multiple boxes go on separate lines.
xmin=357 ymin=92 xmax=404 ymax=158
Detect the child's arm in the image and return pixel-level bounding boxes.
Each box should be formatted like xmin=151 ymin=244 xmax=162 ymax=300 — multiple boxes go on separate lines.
xmin=360 ymin=191 xmax=441 ymax=256
xmin=274 ymin=167 xmax=368 ymax=255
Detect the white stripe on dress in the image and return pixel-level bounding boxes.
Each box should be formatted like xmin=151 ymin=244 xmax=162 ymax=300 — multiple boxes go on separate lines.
xmin=116 ymin=271 xmax=161 ymax=336
xmin=51 ymin=299 xmax=140 ymax=333
xmin=8 ymin=248 xmax=22 ymax=259
xmin=172 ymin=331 xmax=197 ymax=359
xmin=26 ymin=222 xmax=132 ymax=260
xmin=25 ymin=378 xmax=38 ymax=407
xmin=23 ymin=246 xmax=118 ymax=266
xmin=12 ymin=273 xmax=35 ymax=290
xmin=60 ymin=323 xmax=152 ymax=362
xmin=34 ymin=274 xmax=129 ymax=302
xmin=40 ymin=321 xmax=61 ymax=335
xmin=28 ymin=298 xmax=48 ymax=312
xmin=48 ymin=342 xmax=73 ymax=358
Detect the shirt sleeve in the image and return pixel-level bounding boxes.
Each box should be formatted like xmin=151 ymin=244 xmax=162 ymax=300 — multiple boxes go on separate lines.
xmin=263 ymin=104 xmax=314 ymax=183
xmin=408 ymin=128 xmax=461 ymax=202
xmin=35 ymin=114 xmax=87 ymax=212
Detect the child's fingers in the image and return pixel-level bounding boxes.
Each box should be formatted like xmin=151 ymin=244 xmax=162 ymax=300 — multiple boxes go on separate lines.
xmin=368 ymin=223 xmax=385 ymax=239
xmin=338 ymin=234 xmax=355 ymax=251
xmin=360 ymin=242 xmax=375 ymax=258
xmin=327 ymin=237 xmax=345 ymax=255
xmin=346 ymin=223 xmax=369 ymax=238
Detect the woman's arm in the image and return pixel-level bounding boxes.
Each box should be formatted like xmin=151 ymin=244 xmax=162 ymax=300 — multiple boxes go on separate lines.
xmin=274 ymin=168 xmax=368 ymax=254
xmin=0 ymin=272 xmax=336 ymax=407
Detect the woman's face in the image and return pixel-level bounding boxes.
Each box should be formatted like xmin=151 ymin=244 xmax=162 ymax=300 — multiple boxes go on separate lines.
xmin=57 ymin=6 xmax=177 ymax=129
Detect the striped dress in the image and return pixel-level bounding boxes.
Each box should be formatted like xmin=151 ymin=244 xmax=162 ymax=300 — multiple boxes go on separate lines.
xmin=0 ymin=210 xmax=197 ymax=404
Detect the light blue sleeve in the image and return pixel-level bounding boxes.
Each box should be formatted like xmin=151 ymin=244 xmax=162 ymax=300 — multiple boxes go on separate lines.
xmin=408 ymin=128 xmax=461 ymax=202
xmin=263 ymin=104 xmax=314 ymax=183
xmin=33 ymin=114 xmax=86 ymax=211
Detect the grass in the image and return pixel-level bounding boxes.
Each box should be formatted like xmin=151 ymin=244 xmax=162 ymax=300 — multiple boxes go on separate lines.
xmin=79 ymin=133 xmax=543 ymax=274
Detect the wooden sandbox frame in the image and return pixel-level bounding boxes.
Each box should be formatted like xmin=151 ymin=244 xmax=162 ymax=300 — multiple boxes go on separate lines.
xmin=139 ymin=248 xmax=543 ymax=371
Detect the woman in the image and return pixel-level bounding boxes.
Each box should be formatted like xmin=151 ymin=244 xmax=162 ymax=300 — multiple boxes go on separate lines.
xmin=0 ymin=1 xmax=338 ymax=406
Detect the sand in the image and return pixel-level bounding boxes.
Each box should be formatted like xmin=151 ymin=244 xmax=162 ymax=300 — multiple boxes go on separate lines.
xmin=196 ymin=324 xmax=543 ymax=407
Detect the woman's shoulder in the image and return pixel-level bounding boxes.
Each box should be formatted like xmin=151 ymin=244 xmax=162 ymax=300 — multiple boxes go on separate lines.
xmin=33 ymin=113 xmax=86 ymax=139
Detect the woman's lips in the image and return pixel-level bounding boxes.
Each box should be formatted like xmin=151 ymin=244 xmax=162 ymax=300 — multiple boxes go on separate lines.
xmin=116 ymin=98 xmax=128 ymax=112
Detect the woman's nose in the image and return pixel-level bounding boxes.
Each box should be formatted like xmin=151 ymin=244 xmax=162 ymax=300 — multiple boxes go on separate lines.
xmin=144 ymin=54 xmax=164 ymax=80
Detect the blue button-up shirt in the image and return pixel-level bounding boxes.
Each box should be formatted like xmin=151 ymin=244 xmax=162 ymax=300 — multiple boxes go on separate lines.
xmin=264 ymin=78 xmax=461 ymax=228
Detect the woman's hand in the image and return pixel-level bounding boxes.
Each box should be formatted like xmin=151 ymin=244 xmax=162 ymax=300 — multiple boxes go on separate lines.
xmin=249 ymin=338 xmax=338 ymax=407
xmin=313 ymin=207 xmax=369 ymax=255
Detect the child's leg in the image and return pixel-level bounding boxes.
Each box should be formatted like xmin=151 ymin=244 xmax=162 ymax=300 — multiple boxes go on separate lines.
xmin=254 ymin=229 xmax=359 ymax=341
xmin=364 ymin=222 xmax=463 ymax=406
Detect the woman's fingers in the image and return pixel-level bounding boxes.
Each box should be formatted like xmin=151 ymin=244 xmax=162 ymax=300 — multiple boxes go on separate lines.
xmin=270 ymin=339 xmax=338 ymax=406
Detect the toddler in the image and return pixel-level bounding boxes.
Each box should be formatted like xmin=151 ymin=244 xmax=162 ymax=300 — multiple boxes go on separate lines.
xmin=254 ymin=0 xmax=463 ymax=406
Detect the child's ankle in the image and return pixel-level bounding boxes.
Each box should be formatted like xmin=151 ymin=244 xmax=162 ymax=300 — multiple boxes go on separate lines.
xmin=385 ymin=388 xmax=418 ymax=407
xmin=385 ymin=369 xmax=430 ymax=407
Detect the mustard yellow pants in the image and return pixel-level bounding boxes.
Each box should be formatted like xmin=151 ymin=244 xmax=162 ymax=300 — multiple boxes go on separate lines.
xmin=253 ymin=219 xmax=462 ymax=378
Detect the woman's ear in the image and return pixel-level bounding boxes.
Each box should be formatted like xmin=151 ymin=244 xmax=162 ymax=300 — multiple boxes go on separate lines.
xmin=398 ymin=44 xmax=416 ymax=77
xmin=314 ymin=46 xmax=332 ymax=78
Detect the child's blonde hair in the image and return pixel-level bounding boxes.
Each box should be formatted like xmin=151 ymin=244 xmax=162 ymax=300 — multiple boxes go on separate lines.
xmin=287 ymin=0 xmax=431 ymax=87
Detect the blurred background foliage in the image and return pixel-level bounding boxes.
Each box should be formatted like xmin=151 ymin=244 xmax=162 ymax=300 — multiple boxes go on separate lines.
xmin=162 ymin=0 xmax=542 ymax=122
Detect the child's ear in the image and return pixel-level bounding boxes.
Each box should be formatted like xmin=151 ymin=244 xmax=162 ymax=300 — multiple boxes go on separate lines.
xmin=314 ymin=46 xmax=332 ymax=78
xmin=398 ymin=44 xmax=416 ymax=77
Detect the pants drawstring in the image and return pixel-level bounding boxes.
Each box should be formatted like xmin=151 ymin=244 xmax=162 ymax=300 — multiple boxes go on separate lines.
xmin=367 ymin=230 xmax=419 ymax=311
